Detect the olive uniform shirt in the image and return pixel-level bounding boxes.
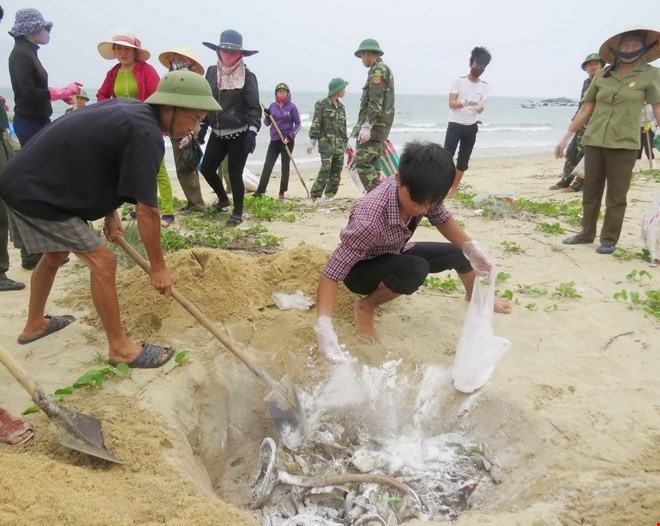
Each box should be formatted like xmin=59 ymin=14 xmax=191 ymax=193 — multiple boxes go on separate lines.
xmin=581 ymin=62 xmax=660 ymax=150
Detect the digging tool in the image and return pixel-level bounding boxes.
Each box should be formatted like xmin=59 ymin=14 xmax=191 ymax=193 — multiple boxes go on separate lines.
xmin=644 ymin=128 xmax=655 ymax=170
xmin=260 ymin=102 xmax=310 ymax=198
xmin=114 ymin=236 xmax=307 ymax=449
xmin=0 ymin=343 xmax=121 ymax=463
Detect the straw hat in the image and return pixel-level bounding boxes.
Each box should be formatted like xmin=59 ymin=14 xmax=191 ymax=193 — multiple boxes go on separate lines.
xmin=598 ymin=26 xmax=660 ymax=64
xmin=98 ymin=29 xmax=151 ymax=61
xmin=159 ymin=46 xmax=204 ymax=75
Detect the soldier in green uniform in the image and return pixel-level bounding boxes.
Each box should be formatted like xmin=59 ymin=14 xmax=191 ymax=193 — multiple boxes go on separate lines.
xmin=549 ymin=52 xmax=604 ymax=192
xmin=352 ymin=38 xmax=395 ymax=192
xmin=307 ymin=78 xmax=349 ymax=201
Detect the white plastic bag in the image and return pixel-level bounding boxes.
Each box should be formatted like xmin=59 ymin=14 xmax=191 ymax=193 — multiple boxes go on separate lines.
xmin=272 ymin=290 xmax=315 ymax=311
xmin=452 ymin=271 xmax=511 ymax=393
xmin=641 ymin=192 xmax=660 ymax=266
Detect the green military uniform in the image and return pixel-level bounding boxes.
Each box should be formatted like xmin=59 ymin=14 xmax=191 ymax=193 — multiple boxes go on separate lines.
xmin=352 ymin=57 xmax=395 ymax=191
xmin=309 ymin=97 xmax=348 ymax=198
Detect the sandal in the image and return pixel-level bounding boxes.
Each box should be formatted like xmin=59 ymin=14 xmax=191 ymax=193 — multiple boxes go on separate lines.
xmin=0 ymin=408 xmax=35 ymax=446
xmin=227 ymin=215 xmax=243 ymax=227
xmin=109 ymin=343 xmax=175 ymax=369
xmin=17 ymin=314 xmax=76 ymax=345
xmin=160 ymin=215 xmax=175 ymax=228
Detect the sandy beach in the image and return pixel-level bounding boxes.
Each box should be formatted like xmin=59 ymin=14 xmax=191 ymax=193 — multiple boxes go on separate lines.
xmin=0 ymin=151 xmax=659 ymax=525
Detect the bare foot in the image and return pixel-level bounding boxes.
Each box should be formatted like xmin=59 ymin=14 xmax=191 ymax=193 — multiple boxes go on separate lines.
xmin=494 ymin=297 xmax=512 ymax=314
xmin=354 ymin=300 xmax=378 ymax=341
xmin=108 ymin=342 xmax=145 ymax=364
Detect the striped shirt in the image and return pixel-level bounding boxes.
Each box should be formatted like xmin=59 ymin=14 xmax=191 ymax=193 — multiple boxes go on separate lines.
xmin=323 ymin=176 xmax=452 ymax=281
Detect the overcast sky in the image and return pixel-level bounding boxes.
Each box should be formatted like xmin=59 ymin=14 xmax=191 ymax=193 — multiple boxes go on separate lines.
xmin=0 ymin=0 xmax=657 ymax=98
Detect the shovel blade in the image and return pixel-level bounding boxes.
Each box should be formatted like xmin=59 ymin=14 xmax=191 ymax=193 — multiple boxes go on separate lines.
xmin=265 ymin=376 xmax=306 ymax=451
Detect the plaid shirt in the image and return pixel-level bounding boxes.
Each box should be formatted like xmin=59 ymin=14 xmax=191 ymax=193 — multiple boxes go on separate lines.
xmin=324 ymin=176 xmax=452 ymax=281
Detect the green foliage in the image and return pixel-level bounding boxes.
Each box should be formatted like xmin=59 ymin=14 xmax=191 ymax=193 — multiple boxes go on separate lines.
xmin=499 ymin=240 xmax=523 ymax=254
xmin=495 ymin=272 xmax=511 ymax=285
xmin=174 ymin=351 xmax=189 ymax=364
xmin=500 ymin=289 xmax=514 ymax=300
xmin=614 ymin=289 xmax=660 ymax=320
xmin=626 ymin=269 xmax=652 ymax=283
xmin=613 ymin=247 xmax=651 ymax=263
xmin=245 ymin=195 xmax=301 ymax=221
xmin=423 ymin=274 xmax=462 ymax=294
xmin=535 ymin=222 xmax=565 ymax=235
xmin=451 ymin=191 xmax=477 ymax=209
xmin=635 ymin=168 xmax=660 ymax=182
xmin=516 ymin=284 xmax=549 ymax=296
xmin=552 ymin=281 xmax=582 ymax=299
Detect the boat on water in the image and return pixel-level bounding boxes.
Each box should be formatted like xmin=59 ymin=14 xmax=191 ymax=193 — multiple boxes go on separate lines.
xmin=521 ymin=97 xmax=578 ymax=109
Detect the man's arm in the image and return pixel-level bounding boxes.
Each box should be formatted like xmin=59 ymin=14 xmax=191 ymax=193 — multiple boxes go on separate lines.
xmin=136 ymin=202 xmax=172 ymax=297
xmin=316 ymin=274 xmax=339 ymax=317
xmin=436 ymin=217 xmax=471 ymax=246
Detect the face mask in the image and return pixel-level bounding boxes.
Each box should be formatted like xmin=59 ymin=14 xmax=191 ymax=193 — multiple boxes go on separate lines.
xmin=219 ymin=50 xmax=242 ymax=67
xmin=470 ymin=68 xmax=484 ymax=78
xmin=614 ymin=47 xmax=645 ymax=63
xmin=276 ymin=94 xmax=287 ymax=103
xmin=33 ymin=28 xmax=50 ymax=45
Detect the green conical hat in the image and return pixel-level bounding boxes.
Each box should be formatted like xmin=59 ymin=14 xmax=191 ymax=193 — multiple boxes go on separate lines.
xmin=145 ymin=71 xmax=221 ymax=111
xmin=354 ymin=38 xmax=384 ymax=57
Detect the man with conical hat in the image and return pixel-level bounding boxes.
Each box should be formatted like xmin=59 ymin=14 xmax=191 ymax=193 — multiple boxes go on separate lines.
xmin=0 ymin=71 xmax=220 ymax=369
xmin=549 ymin=52 xmax=604 ymax=192
xmin=351 ymin=38 xmax=395 ymax=192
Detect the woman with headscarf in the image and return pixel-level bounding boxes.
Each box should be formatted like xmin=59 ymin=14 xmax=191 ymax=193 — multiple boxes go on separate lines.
xmin=555 ymin=27 xmax=660 ymax=255
xmin=158 ymin=46 xmax=207 ymax=211
xmin=199 ymin=29 xmax=261 ymax=226
xmin=96 ymin=29 xmax=175 ymax=227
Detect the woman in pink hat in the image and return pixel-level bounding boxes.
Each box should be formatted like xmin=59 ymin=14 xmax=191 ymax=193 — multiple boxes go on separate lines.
xmin=96 ymin=29 xmax=175 ymax=227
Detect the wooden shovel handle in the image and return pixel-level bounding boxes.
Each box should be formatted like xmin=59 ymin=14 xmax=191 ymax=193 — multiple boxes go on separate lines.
xmin=113 ymin=236 xmax=279 ymax=391
xmin=0 ymin=343 xmax=37 ymax=398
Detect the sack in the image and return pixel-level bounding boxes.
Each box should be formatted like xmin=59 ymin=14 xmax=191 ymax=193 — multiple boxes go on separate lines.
xmin=180 ymin=136 xmax=203 ymax=172
xmin=642 ymin=192 xmax=660 ymax=266
xmin=243 ymin=168 xmax=260 ymax=192
xmin=452 ymin=271 xmax=511 ymax=393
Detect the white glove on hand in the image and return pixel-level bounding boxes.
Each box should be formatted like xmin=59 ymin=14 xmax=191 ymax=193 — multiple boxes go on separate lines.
xmin=358 ymin=123 xmax=372 ymax=144
xmin=463 ymin=240 xmax=493 ymax=277
xmin=179 ymin=134 xmax=191 ymax=148
xmin=314 ymin=315 xmax=349 ymax=364
xmin=554 ymin=130 xmax=573 ymax=159
xmin=461 ymin=99 xmax=477 ymax=107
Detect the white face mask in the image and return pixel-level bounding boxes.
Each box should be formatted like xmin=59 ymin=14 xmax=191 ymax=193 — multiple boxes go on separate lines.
xmin=33 ymin=28 xmax=50 ymax=45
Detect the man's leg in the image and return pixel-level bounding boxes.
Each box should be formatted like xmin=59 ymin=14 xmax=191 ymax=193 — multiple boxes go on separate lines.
xmin=354 ymin=282 xmax=400 ymax=339
xmin=324 ymin=151 xmax=345 ymax=197
xmin=20 ymin=251 xmax=69 ymax=340
xmin=74 ymin=245 xmax=143 ymax=362
xmin=310 ymin=152 xmax=332 ymax=198
xmin=355 ymin=139 xmax=383 ymax=192
xmin=449 ymin=124 xmax=477 ymax=197
xmin=599 ymin=148 xmax=637 ymax=248
xmin=575 ymin=146 xmax=605 ymax=242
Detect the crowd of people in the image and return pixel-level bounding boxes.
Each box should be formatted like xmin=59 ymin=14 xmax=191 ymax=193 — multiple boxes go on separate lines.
xmin=0 ymin=6 xmax=658 ymax=446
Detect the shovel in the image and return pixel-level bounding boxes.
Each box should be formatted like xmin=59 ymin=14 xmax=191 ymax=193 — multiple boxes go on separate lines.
xmin=114 ymin=236 xmax=307 ymax=449
xmin=0 ymin=343 xmax=121 ymax=463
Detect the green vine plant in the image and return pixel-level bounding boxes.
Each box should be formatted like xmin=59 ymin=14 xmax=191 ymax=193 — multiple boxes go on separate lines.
xmin=423 ymin=274 xmax=462 ymax=294
xmin=22 ymin=351 xmax=189 ymax=415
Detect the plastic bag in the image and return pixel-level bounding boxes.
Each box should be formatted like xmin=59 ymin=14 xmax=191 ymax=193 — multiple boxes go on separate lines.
xmin=272 ymin=290 xmax=315 ymax=310
xmin=642 ymin=192 xmax=660 ymax=266
xmin=180 ymin=136 xmax=203 ymax=171
xmin=452 ymin=271 xmax=511 ymax=393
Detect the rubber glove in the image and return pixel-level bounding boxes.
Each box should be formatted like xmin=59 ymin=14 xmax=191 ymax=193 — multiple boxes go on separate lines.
xmin=48 ymin=82 xmax=83 ymax=101
xmin=358 ymin=123 xmax=372 ymax=144
xmin=554 ymin=130 xmax=573 ymax=159
xmin=460 ymin=99 xmax=477 ymax=107
xmin=244 ymin=130 xmax=257 ymax=153
xmin=314 ymin=315 xmax=349 ymax=364
xmin=197 ymin=124 xmax=208 ymax=145
xmin=462 ymin=240 xmax=493 ymax=277
xmin=263 ymin=107 xmax=271 ymax=117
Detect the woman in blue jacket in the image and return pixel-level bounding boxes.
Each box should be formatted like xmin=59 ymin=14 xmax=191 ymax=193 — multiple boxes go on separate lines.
xmin=254 ymin=83 xmax=301 ymax=199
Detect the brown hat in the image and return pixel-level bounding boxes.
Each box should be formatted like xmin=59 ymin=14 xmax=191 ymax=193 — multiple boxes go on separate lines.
xmin=598 ymin=26 xmax=660 ymax=64
xmin=158 ymin=46 xmax=204 ymax=75
xmin=98 ymin=29 xmax=151 ymax=62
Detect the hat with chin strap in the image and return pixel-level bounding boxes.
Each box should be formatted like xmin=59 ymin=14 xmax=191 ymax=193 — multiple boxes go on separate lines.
xmin=145 ymin=70 xmax=221 ymax=111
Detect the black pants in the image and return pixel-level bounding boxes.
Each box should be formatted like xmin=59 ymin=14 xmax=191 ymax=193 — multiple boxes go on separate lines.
xmin=343 ymin=242 xmax=472 ymax=295
xmin=200 ymin=132 xmax=249 ymax=216
xmin=255 ymin=139 xmax=294 ymax=196
xmin=444 ymin=122 xmax=478 ymax=171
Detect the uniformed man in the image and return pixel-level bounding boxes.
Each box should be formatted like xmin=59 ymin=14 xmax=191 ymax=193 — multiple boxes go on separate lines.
xmin=352 ymin=38 xmax=395 ymax=192
xmin=307 ymin=78 xmax=349 ymax=201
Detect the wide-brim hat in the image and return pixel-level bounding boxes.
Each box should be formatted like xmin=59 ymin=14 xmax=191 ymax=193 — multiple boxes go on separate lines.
xmin=98 ymin=29 xmax=151 ymax=61
xmin=8 ymin=8 xmax=53 ymax=38
xmin=159 ymin=46 xmax=204 ymax=75
xmin=354 ymin=38 xmax=384 ymax=58
xmin=145 ymin=70 xmax=221 ymax=112
xmin=328 ymin=78 xmax=349 ymax=97
xmin=202 ymin=29 xmax=258 ymax=56
xmin=580 ymin=52 xmax=605 ymax=71
xmin=598 ymin=26 xmax=660 ymax=64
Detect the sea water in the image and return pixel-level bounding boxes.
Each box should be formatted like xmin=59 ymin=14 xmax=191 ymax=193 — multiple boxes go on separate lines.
xmin=0 ymin=87 xmax=576 ymax=170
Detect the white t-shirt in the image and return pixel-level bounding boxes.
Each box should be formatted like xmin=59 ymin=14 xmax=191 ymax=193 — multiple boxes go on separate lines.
xmin=448 ymin=76 xmax=489 ymax=125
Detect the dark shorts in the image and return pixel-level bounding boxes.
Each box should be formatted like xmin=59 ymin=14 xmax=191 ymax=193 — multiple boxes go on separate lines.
xmin=343 ymin=242 xmax=472 ymax=296
xmin=8 ymin=209 xmax=102 ymax=253
xmin=444 ymin=122 xmax=478 ymax=172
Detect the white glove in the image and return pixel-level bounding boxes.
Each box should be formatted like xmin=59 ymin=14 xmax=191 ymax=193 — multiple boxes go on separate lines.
xmin=475 ymin=100 xmax=485 ymax=112
xmin=554 ymin=130 xmax=573 ymax=159
xmin=461 ymin=99 xmax=477 ymax=108
xmin=358 ymin=123 xmax=372 ymax=144
xmin=462 ymin=240 xmax=493 ymax=277
xmin=314 ymin=315 xmax=349 ymax=364
xmin=179 ymin=134 xmax=191 ymax=148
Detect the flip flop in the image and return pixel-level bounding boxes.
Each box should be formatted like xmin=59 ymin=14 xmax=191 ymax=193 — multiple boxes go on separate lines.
xmin=227 ymin=215 xmax=243 ymax=227
xmin=17 ymin=315 xmax=76 ymax=345
xmin=0 ymin=409 xmax=35 ymax=446
xmin=109 ymin=343 xmax=175 ymax=369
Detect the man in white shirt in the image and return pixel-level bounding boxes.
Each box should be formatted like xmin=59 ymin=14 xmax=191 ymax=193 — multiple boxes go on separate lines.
xmin=444 ymin=46 xmax=491 ymax=196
